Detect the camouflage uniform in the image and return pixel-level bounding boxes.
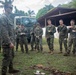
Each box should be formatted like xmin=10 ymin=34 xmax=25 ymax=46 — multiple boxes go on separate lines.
xmin=57 ymin=25 xmax=68 ymax=52
xmin=15 ymin=26 xmax=20 ymax=51
xmin=0 ymin=13 xmax=15 ymax=74
xmin=34 ymin=25 xmax=43 ymax=52
xmin=30 ymin=25 xmax=36 ymax=51
xmin=19 ymin=26 xmax=28 ymax=53
xmin=46 ymin=25 xmax=56 ymax=51
xmin=67 ymin=25 xmax=76 ymax=54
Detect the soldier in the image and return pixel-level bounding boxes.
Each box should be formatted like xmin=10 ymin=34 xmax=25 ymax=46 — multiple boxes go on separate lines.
xmin=30 ymin=24 xmax=36 ymax=51
xmin=57 ymin=19 xmax=68 ymax=54
xmin=15 ymin=24 xmax=21 ymax=51
xmin=64 ymin=20 xmax=76 ymax=56
xmin=46 ymin=19 xmax=56 ymax=54
xmin=34 ymin=23 xmax=43 ymax=52
xmin=0 ymin=1 xmax=19 ymax=75
xmin=19 ymin=25 xmax=28 ymax=53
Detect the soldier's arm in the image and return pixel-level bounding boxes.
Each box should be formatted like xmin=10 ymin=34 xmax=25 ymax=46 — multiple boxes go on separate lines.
xmin=57 ymin=26 xmax=59 ymax=33
xmin=45 ymin=27 xmax=47 ymax=38
xmin=62 ymin=25 xmax=67 ymax=32
xmin=51 ymin=26 xmax=56 ymax=33
xmin=67 ymin=28 xmax=71 ymax=33
xmin=30 ymin=28 xmax=33 ymax=35
xmin=40 ymin=28 xmax=43 ymax=36
xmin=0 ymin=17 xmax=11 ymax=45
xmin=15 ymin=27 xmax=18 ymax=34
xmin=25 ymin=28 xmax=28 ymax=36
xmin=34 ymin=29 xmax=36 ymax=36
xmin=42 ymin=28 xmax=43 ymax=35
xmin=64 ymin=26 xmax=68 ymax=38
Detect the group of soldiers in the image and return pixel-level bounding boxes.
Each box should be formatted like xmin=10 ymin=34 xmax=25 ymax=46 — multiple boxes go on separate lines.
xmin=15 ymin=23 xmax=43 ymax=53
xmin=45 ymin=19 xmax=76 ymax=56
xmin=0 ymin=1 xmax=76 ymax=75
xmin=46 ymin=19 xmax=76 ymax=56
xmin=15 ymin=19 xmax=76 ymax=56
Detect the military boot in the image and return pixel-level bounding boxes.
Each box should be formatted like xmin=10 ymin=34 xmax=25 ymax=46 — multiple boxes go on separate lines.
xmin=30 ymin=47 xmax=34 ymax=51
xmin=8 ymin=62 xmax=20 ymax=74
xmin=50 ymin=51 xmax=54 ymax=55
xmin=1 ymin=66 xmax=7 ymax=75
xmin=8 ymin=67 xmax=20 ymax=74
xmin=63 ymin=50 xmax=70 ymax=56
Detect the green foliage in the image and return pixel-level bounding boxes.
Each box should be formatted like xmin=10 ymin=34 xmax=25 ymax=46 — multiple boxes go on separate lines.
xmin=14 ymin=6 xmax=35 ymax=16
xmin=36 ymin=0 xmax=76 ymax=19
xmin=14 ymin=6 xmax=27 ymax=16
xmin=27 ymin=10 xmax=35 ymax=16
xmin=72 ymin=0 xmax=76 ymax=8
xmin=36 ymin=4 xmax=54 ymax=19
xmin=58 ymin=0 xmax=76 ymax=8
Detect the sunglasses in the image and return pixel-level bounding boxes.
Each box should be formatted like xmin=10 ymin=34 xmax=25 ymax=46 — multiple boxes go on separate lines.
xmin=7 ymin=6 xmax=13 ymax=10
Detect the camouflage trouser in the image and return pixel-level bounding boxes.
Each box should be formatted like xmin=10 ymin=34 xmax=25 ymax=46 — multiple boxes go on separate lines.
xmin=67 ymin=38 xmax=76 ymax=54
xmin=16 ymin=37 xmax=19 ymax=51
xmin=47 ymin=37 xmax=54 ymax=51
xmin=59 ymin=37 xmax=67 ymax=52
xmin=1 ymin=45 xmax=14 ymax=74
xmin=35 ymin=37 xmax=43 ymax=51
xmin=30 ymin=35 xmax=35 ymax=50
xmin=19 ymin=36 xmax=28 ymax=53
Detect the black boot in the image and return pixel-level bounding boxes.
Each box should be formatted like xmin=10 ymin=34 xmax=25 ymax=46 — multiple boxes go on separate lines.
xmin=40 ymin=46 xmax=43 ymax=52
xmin=63 ymin=52 xmax=70 ymax=56
xmin=21 ymin=49 xmax=24 ymax=53
xmin=2 ymin=73 xmax=6 ymax=75
xmin=72 ymin=50 xmax=76 ymax=56
xmin=1 ymin=66 xmax=7 ymax=75
xmin=30 ymin=47 xmax=33 ymax=51
xmin=30 ymin=45 xmax=34 ymax=51
xmin=8 ymin=69 xmax=20 ymax=74
xmin=8 ymin=62 xmax=20 ymax=74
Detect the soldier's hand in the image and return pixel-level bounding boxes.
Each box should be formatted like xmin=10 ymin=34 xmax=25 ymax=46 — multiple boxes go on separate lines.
xmin=48 ymin=30 xmax=51 ymax=32
xmin=10 ymin=43 xmax=14 ymax=49
xmin=36 ymin=36 xmax=39 ymax=38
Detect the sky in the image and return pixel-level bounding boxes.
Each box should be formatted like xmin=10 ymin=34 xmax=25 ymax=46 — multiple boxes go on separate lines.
xmin=0 ymin=0 xmax=72 ymax=14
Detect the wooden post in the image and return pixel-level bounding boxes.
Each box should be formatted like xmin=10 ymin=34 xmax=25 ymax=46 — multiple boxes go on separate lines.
xmin=45 ymin=18 xmax=46 ymax=27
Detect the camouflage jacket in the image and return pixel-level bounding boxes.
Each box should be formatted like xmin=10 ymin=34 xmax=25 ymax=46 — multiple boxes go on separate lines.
xmin=30 ymin=25 xmax=37 ymax=35
xmin=0 ymin=13 xmax=15 ymax=45
xmin=57 ymin=25 xmax=68 ymax=38
xmin=68 ymin=25 xmax=76 ymax=38
xmin=30 ymin=27 xmax=34 ymax=35
xmin=19 ymin=27 xmax=28 ymax=37
xmin=34 ymin=26 xmax=43 ymax=38
xmin=46 ymin=25 xmax=56 ymax=38
xmin=15 ymin=27 xmax=21 ymax=38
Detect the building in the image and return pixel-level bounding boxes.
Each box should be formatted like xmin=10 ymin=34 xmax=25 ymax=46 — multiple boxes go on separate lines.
xmin=37 ymin=7 xmax=76 ymax=27
xmin=37 ymin=7 xmax=76 ymax=38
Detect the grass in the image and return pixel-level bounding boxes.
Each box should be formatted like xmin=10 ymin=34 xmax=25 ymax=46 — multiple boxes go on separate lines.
xmin=0 ymin=38 xmax=76 ymax=75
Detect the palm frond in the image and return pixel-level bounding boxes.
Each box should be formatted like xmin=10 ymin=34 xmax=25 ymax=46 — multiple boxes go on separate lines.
xmin=0 ymin=1 xmax=5 ymax=4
